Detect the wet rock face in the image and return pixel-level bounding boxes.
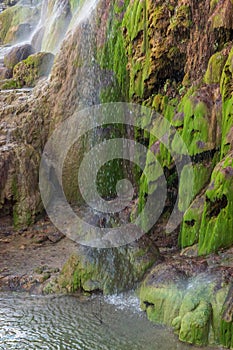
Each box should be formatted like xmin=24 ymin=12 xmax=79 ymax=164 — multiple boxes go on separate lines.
xmin=4 ymin=44 xmax=35 ymax=69
xmin=56 ymin=238 xmax=160 ymax=294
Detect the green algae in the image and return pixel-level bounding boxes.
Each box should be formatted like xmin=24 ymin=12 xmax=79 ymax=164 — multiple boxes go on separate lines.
xmin=198 ymin=152 xmax=233 ymax=255
xmin=204 ymin=51 xmax=228 ymax=85
xmin=180 ymin=195 xmax=205 ymax=248
xmin=140 ymin=269 xmax=232 ymax=347
xmin=140 ymin=283 xmax=184 ymax=325
xmin=97 ymin=0 xmax=130 ymax=100
xmin=220 ymin=47 xmax=233 ymax=157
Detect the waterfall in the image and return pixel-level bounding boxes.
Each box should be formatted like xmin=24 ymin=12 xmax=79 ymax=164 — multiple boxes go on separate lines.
xmin=69 ymin=0 xmax=99 ymax=30
xmin=31 ymin=0 xmax=99 ymax=54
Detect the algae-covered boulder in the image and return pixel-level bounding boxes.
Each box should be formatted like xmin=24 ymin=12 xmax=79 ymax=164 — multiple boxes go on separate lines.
xmin=13 ymin=52 xmax=55 ymax=87
xmin=4 ymin=44 xmax=35 ymax=69
xmin=0 ymin=78 xmax=20 ymax=90
xmin=139 ymin=264 xmax=186 ymax=326
xmin=56 ymin=238 xmax=159 ymax=294
xmin=140 ymin=265 xmax=232 ymax=347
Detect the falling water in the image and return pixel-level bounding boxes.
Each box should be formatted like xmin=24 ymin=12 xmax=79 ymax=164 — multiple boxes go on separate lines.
xmin=69 ymin=0 xmax=99 ymax=29
xmin=31 ymin=0 xmax=99 ymax=54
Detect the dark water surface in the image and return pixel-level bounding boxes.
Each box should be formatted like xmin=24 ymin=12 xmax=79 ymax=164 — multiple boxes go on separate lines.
xmin=0 ymin=292 xmax=220 ymax=350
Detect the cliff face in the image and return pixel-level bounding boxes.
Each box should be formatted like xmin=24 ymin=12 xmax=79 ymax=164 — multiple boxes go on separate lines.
xmin=0 ymin=0 xmax=232 ymax=347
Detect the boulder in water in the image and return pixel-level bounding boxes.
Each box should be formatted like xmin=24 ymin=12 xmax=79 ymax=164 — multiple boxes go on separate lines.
xmin=13 ymin=52 xmax=55 ymax=87
xmin=4 ymin=44 xmax=35 ymax=69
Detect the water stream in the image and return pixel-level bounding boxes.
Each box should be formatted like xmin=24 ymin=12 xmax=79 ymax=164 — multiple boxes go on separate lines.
xmin=0 ymin=292 xmax=220 ymax=350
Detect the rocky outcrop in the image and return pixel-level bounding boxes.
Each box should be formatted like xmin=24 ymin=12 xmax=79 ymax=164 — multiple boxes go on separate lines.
xmin=13 ymin=52 xmax=54 ymax=87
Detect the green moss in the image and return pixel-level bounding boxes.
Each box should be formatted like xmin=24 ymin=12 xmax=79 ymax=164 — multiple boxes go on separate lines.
xmin=140 ymin=268 xmax=232 ymax=347
xmin=178 ymin=163 xmax=213 ymax=212
xmin=198 ymin=152 xmax=233 ymax=255
xmin=220 ymin=320 xmax=233 ymax=348
xmin=179 ymin=300 xmax=212 ymax=346
xmin=140 ymin=284 xmax=184 ymax=325
xmin=180 ymin=195 xmax=205 ymax=248
xmin=220 ymin=47 xmax=233 ymax=158
xmin=204 ymin=51 xmax=228 ymax=84
xmin=168 ymin=5 xmax=192 ymax=32
xmin=212 ymin=287 xmax=230 ymax=344
xmin=13 ymin=52 xmax=54 ymax=87
xmin=174 ymin=96 xmax=209 ymax=156
xmin=0 ymin=78 xmax=21 ymax=89
xmin=97 ymin=0 xmax=130 ymax=100
xmin=58 ymin=245 xmax=159 ymax=295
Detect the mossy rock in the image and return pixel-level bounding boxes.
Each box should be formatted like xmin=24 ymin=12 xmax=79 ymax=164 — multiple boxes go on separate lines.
xmin=57 ymin=239 xmax=159 ymax=294
xmin=172 ymin=86 xmax=221 ymax=156
xmin=0 ymin=66 xmax=12 ymax=79
xmin=204 ymin=49 xmax=228 ymax=84
xmin=139 ymin=264 xmax=186 ymax=326
xmin=198 ymin=151 xmax=233 ymax=255
xmin=179 ymin=300 xmax=212 ymax=346
xmin=220 ymin=46 xmax=233 ymax=157
xmin=5 ymin=22 xmax=32 ymax=44
xmin=180 ymin=195 xmax=205 ymax=248
xmin=0 ymin=78 xmax=20 ymax=89
xmin=122 ymin=1 xmax=190 ymax=100
xmin=13 ymin=52 xmax=54 ymax=87
xmin=140 ymin=266 xmax=232 ymax=347
xmin=178 ymin=162 xmax=214 ymax=212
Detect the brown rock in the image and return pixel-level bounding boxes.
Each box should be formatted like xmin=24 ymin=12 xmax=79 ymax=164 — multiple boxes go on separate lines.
xmin=4 ymin=44 xmax=35 ymax=69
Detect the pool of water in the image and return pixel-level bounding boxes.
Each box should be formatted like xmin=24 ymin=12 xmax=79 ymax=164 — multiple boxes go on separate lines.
xmin=0 ymin=292 xmax=220 ymax=350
